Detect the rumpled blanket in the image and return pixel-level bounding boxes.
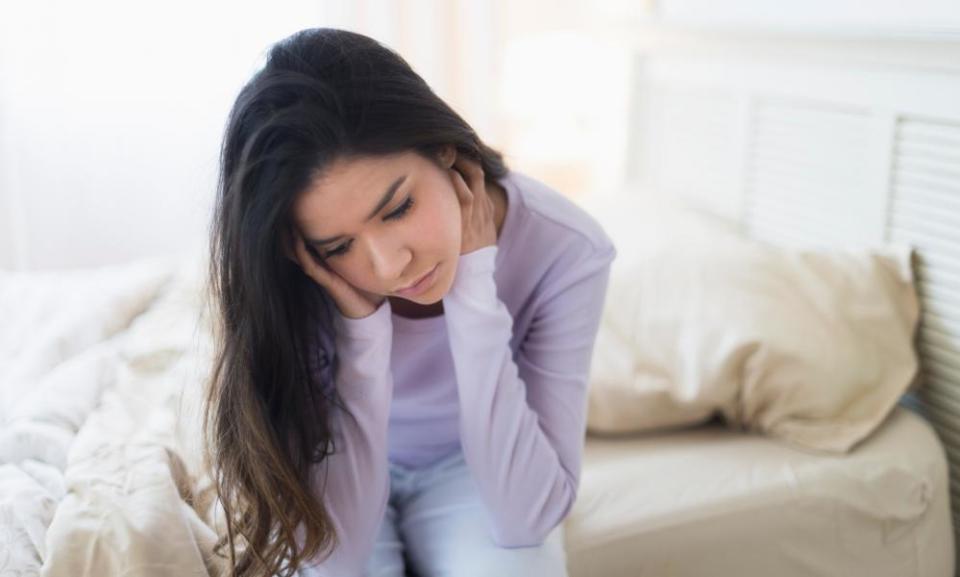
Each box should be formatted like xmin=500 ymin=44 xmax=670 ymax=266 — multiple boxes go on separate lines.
xmin=0 ymin=247 xmax=227 ymax=577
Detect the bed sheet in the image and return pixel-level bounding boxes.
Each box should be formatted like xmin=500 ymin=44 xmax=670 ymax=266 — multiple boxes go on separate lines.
xmin=565 ymin=406 xmax=954 ymax=577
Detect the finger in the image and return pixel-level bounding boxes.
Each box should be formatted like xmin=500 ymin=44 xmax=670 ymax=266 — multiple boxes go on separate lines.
xmin=453 ymin=152 xmax=482 ymax=177
xmin=282 ymin=227 xmax=299 ymax=264
xmin=453 ymin=155 xmax=485 ymax=194
xmin=294 ymin=234 xmax=331 ymax=282
xmin=455 ymin=157 xmax=490 ymax=218
xmin=450 ymin=168 xmax=473 ymax=206
xmin=291 ymin=233 xmax=311 ymax=270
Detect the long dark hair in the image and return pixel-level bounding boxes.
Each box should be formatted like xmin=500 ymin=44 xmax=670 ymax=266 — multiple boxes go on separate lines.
xmin=203 ymin=27 xmax=509 ymax=577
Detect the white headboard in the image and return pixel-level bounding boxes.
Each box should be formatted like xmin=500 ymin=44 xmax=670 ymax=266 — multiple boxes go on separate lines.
xmin=621 ymin=26 xmax=960 ymax=557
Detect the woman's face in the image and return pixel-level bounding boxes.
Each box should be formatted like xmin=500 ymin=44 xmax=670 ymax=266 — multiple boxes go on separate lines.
xmin=290 ymin=147 xmax=461 ymax=304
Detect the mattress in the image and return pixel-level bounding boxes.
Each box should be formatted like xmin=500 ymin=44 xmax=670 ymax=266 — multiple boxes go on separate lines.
xmin=564 ymin=406 xmax=955 ymax=577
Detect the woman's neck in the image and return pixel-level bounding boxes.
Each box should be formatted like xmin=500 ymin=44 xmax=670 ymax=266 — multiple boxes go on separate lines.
xmin=389 ymin=297 xmax=444 ymax=318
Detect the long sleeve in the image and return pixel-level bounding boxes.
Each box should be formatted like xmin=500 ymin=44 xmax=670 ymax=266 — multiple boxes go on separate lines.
xmin=299 ymin=298 xmax=394 ymax=577
xmin=442 ymin=243 xmax=615 ymax=547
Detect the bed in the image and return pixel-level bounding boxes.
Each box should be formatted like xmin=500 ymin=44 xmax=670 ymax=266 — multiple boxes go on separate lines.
xmin=0 ymin=240 xmax=953 ymax=577
xmin=566 ymin=408 xmax=952 ymax=576
xmin=563 ymin=13 xmax=960 ymax=577
xmin=3 ymin=16 xmax=960 ymax=577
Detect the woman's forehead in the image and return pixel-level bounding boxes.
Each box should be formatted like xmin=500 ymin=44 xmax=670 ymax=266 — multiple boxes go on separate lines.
xmin=292 ymin=151 xmax=422 ymax=236
xmin=311 ymin=151 xmax=424 ymax=194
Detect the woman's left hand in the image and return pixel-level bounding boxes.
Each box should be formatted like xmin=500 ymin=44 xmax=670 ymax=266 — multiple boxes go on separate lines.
xmin=450 ymin=154 xmax=497 ymax=255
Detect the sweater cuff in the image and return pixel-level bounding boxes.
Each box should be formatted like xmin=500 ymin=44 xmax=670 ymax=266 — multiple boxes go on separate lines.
xmin=333 ymin=297 xmax=392 ymax=339
xmin=452 ymin=246 xmax=498 ymax=285
xmin=447 ymin=245 xmax=500 ymax=308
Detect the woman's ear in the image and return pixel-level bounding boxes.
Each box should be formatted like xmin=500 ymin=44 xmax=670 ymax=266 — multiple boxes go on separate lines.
xmin=438 ymin=144 xmax=456 ymax=168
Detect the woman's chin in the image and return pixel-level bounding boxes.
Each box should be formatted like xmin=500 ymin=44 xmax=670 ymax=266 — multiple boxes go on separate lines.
xmin=388 ymin=276 xmax=450 ymax=309
xmin=392 ymin=288 xmax=444 ymax=305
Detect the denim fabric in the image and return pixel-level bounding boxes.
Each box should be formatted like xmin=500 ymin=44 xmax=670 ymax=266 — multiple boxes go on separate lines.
xmin=364 ymin=448 xmax=568 ymax=577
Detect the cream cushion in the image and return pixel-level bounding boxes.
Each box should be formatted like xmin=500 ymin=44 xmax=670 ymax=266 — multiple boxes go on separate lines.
xmin=565 ymin=406 xmax=953 ymax=577
xmin=584 ymin=195 xmax=920 ymax=453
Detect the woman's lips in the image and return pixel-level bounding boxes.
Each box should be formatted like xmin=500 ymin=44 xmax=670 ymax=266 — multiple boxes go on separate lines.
xmin=395 ymin=263 xmax=438 ymax=297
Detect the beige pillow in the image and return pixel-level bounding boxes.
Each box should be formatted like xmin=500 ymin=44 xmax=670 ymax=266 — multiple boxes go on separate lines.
xmin=585 ymin=197 xmax=920 ymax=454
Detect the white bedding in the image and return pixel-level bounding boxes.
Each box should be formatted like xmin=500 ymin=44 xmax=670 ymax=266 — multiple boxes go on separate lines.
xmin=0 ymin=249 xmax=226 ymax=577
xmin=1 ymin=251 xmax=954 ymax=576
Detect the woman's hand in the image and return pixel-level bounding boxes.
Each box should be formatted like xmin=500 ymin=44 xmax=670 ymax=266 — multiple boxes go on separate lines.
xmin=286 ymin=231 xmax=385 ymax=320
xmin=450 ymin=154 xmax=497 ymax=255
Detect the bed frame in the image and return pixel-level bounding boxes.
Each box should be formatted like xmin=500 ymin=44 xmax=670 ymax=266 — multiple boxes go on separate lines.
xmin=615 ymin=24 xmax=960 ymax=560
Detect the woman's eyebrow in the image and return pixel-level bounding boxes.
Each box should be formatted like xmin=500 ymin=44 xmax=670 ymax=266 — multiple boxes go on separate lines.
xmin=308 ymin=174 xmax=408 ymax=246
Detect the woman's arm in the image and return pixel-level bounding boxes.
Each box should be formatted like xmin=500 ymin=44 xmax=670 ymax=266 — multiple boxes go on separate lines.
xmin=300 ymin=299 xmax=394 ymax=576
xmin=442 ymin=242 xmax=615 ymax=547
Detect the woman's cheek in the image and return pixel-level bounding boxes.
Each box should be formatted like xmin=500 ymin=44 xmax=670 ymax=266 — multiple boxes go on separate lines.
xmin=336 ymin=261 xmax=369 ymax=291
xmin=433 ymin=192 xmax=463 ymax=247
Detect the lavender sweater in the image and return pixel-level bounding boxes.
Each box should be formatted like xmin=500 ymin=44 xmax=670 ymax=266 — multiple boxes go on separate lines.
xmin=303 ymin=171 xmax=617 ymax=576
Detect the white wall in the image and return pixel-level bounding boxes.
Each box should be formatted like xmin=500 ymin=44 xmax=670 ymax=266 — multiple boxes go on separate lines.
xmin=0 ymin=0 xmax=509 ymax=271
xmin=13 ymin=1 xmax=951 ymax=272
xmin=0 ymin=0 xmax=645 ymax=271
xmin=658 ymin=0 xmax=960 ymax=34
xmin=0 ymin=0 xmax=335 ymax=270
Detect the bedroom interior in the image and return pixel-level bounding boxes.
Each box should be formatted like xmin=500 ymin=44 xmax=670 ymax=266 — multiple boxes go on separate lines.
xmin=2 ymin=1 xmax=960 ymax=576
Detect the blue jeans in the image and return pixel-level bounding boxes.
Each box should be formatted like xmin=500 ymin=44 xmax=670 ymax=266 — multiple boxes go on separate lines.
xmin=365 ymin=448 xmax=568 ymax=577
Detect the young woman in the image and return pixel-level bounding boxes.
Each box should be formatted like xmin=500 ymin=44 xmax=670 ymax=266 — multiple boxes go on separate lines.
xmin=204 ymin=27 xmax=616 ymax=577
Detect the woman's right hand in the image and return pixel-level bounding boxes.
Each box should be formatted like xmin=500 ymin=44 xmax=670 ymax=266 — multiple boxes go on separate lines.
xmin=287 ymin=230 xmax=385 ymax=320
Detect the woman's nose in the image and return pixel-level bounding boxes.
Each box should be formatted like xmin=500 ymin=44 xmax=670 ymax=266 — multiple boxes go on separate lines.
xmin=366 ymin=236 xmax=411 ymax=283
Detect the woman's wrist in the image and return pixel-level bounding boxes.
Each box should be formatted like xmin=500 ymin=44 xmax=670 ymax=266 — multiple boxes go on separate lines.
xmin=334 ymin=297 xmax=392 ymax=339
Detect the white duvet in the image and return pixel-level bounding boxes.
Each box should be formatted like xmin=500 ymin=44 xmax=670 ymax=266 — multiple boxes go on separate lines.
xmin=0 ymin=248 xmax=227 ymax=577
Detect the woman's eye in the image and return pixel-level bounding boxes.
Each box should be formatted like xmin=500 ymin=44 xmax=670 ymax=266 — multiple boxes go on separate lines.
xmin=324 ymin=242 xmax=350 ymax=258
xmin=323 ymin=196 xmax=414 ymax=259
xmin=386 ymin=196 xmax=414 ymax=220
